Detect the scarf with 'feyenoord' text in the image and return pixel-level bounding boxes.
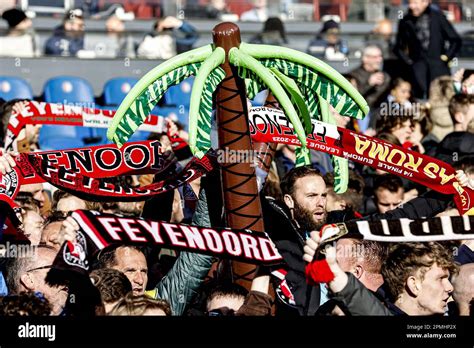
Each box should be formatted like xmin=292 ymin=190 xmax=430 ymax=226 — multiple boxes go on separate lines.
xmin=0 ymin=141 xmax=216 ymax=208
xmin=45 ymin=209 xmax=284 ymax=288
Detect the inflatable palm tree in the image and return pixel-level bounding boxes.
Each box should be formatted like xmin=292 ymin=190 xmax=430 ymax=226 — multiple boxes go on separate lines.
xmin=107 ymin=23 xmax=368 ymax=286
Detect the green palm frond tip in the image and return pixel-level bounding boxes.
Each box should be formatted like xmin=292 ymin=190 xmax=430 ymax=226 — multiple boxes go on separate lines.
xmin=239 ymin=43 xmax=369 ymax=119
xmin=333 ymin=157 xmax=349 ymax=194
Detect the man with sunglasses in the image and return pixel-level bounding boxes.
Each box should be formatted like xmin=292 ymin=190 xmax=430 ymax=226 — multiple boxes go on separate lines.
xmin=4 ymin=245 xmax=68 ymax=315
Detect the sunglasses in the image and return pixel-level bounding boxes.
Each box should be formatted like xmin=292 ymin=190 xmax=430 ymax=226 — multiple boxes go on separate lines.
xmin=207 ymin=308 xmax=236 ymax=316
xmin=26 ymin=264 xmax=53 ymax=273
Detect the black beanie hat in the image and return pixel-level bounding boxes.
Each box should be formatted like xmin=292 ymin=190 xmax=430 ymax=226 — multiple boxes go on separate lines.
xmin=321 ymin=19 xmax=339 ymax=33
xmin=2 ymin=8 xmax=27 ymax=29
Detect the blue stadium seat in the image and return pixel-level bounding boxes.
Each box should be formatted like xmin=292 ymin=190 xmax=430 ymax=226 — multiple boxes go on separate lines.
xmin=103 ymin=77 xmax=139 ymax=106
xmin=163 ymin=77 xmax=194 ymax=107
xmin=0 ymin=76 xmax=33 ymax=101
xmin=39 ymin=125 xmax=86 ymax=151
xmin=43 ymin=76 xmax=94 ymax=104
xmin=40 ymin=76 xmax=99 ymax=150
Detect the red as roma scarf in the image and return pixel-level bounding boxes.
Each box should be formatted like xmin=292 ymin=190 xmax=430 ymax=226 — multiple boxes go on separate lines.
xmin=249 ymin=107 xmax=474 ymax=215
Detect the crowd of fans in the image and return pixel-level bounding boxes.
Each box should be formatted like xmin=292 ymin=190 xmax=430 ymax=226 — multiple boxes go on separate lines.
xmin=0 ymin=6 xmax=201 ymax=59
xmin=0 ymin=0 xmax=473 ymax=317
xmin=0 ymin=0 xmax=470 ymax=61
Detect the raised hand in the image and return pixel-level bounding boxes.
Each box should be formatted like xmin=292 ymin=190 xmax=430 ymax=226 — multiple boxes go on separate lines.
xmin=0 ymin=152 xmax=18 ymax=175
xmin=303 ymin=230 xmax=348 ymax=292
xmin=456 ymin=170 xmax=474 ymax=190
xmin=54 ymin=216 xmax=80 ymax=246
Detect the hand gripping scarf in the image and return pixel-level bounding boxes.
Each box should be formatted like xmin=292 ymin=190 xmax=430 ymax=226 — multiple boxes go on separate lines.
xmin=305 ymin=215 xmax=474 ymax=284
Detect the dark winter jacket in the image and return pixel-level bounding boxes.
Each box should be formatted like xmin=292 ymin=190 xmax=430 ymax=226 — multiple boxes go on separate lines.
xmin=330 ymin=273 xmax=393 ymax=315
xmin=393 ymin=5 xmax=461 ymax=98
xmin=454 ymin=244 xmax=474 ymax=265
xmin=44 ymin=25 xmax=84 ymax=56
xmin=394 ymin=6 xmax=461 ymax=66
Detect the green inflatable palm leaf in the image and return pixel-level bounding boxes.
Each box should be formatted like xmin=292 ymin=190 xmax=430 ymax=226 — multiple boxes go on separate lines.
xmin=113 ymin=63 xmax=200 ymax=147
xmin=259 ymin=58 xmax=364 ymax=120
xmin=107 ymin=44 xmax=213 ymax=146
xmin=269 ymin=67 xmax=312 ymax=135
xmin=188 ymin=47 xmax=226 ymax=158
xmin=244 ymin=78 xmax=265 ymax=101
xmin=229 ymin=47 xmax=308 ymax=151
xmin=295 ymin=146 xmax=312 ymax=167
xmin=106 ymin=40 xmax=370 ymax=195
xmin=239 ymin=43 xmax=368 ymax=120
xmin=317 ymin=94 xmax=349 ymax=193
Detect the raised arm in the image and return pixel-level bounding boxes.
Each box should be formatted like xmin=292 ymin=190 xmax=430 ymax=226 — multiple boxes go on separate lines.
xmin=303 ymin=231 xmax=392 ymax=316
xmin=152 ymin=185 xmax=213 ymax=315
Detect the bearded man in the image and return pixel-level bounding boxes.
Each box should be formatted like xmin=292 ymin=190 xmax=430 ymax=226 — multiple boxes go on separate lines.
xmin=262 ymin=165 xmax=454 ymax=316
xmin=262 ymin=166 xmax=329 ymax=316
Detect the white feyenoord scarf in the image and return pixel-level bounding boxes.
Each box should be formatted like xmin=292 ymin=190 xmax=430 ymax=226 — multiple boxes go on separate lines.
xmin=4 ymin=101 xmax=166 ymax=151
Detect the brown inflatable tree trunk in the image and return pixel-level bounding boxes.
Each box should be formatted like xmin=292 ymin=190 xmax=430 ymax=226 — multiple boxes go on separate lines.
xmin=213 ymin=23 xmax=265 ymax=288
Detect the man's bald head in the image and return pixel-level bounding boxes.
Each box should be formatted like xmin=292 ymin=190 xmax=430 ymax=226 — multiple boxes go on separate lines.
xmin=452 ymin=263 xmax=474 ymax=315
